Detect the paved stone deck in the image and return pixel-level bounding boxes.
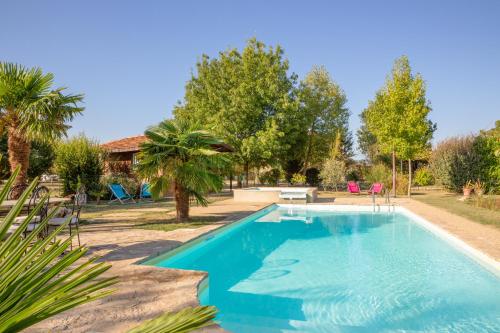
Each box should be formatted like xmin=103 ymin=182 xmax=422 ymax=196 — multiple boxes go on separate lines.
xmin=28 ymin=194 xmax=499 ymax=332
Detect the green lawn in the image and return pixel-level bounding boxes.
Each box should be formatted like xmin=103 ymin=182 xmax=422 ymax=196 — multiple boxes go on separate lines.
xmin=412 ymin=191 xmax=500 ymax=228
xmin=79 ymin=197 xmax=228 ymax=232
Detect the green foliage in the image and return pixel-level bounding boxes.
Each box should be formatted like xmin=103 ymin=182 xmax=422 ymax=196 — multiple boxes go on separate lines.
xmin=413 ymin=166 xmax=434 ymax=186
xmin=27 ymin=140 xmax=55 ymax=179
xmin=174 ymin=38 xmax=298 ymax=173
xmin=474 ymin=122 xmax=500 ymax=192
xmin=299 ymin=66 xmax=352 ymax=168
xmin=364 ymin=164 xmax=392 ymax=186
xmin=396 ymin=174 xmax=410 ymax=195
xmin=101 ymin=173 xmax=140 ymax=198
xmin=0 ymin=62 xmax=84 ymax=142
xmin=259 ymin=168 xmax=283 ymax=186
xmin=54 ymin=135 xmax=104 ymax=195
xmin=430 ymin=136 xmax=483 ymax=192
xmin=305 ymin=168 xmax=321 ymax=186
xmin=345 ymin=168 xmax=361 ymax=181
xmin=319 ymin=159 xmax=346 ymax=190
xmin=136 ymin=119 xmax=227 ymax=209
xmin=127 ymin=305 xmax=217 ymax=333
xmin=0 ymin=168 xmax=117 ymax=332
xmin=0 ymin=134 xmax=55 ymax=180
xmin=362 ymin=56 xmax=435 ymax=161
xmin=290 ymin=173 xmax=306 ymax=185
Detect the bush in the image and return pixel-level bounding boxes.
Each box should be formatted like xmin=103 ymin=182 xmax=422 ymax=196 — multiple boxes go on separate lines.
xmin=0 ymin=135 xmax=55 ymax=180
xmin=345 ymin=168 xmax=361 ymax=181
xmin=319 ymin=159 xmax=346 ymax=190
xmin=28 ymin=140 xmax=55 ymax=179
xmin=396 ymin=174 xmax=409 ymax=195
xmin=290 ymin=173 xmax=306 ymax=185
xmin=430 ymin=136 xmax=483 ymax=192
xmin=413 ymin=166 xmax=434 ymax=186
xmin=102 ymin=172 xmax=140 ymax=197
xmin=260 ymin=168 xmax=283 ymax=186
xmin=305 ymin=168 xmax=321 ymax=186
xmin=364 ymin=164 xmax=391 ymax=186
xmin=54 ymin=135 xmax=104 ymax=195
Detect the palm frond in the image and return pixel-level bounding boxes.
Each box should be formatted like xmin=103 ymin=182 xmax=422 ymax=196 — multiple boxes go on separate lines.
xmin=0 ymin=167 xmax=117 ymax=333
xmin=127 ymin=306 xmax=217 ymax=333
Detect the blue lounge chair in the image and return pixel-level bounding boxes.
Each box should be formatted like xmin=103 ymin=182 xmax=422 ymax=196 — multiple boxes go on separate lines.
xmin=140 ymin=183 xmax=152 ymax=199
xmin=108 ymin=183 xmax=136 ymax=204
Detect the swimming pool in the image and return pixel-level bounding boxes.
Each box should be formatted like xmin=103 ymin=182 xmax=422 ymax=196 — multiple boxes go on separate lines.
xmin=147 ymin=205 xmax=500 ymax=332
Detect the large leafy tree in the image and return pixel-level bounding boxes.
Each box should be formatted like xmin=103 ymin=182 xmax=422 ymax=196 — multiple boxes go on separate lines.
xmin=174 ymin=38 xmax=299 ymax=186
xmin=0 ymin=63 xmax=83 ymax=197
xmin=136 ymin=119 xmax=227 ymax=222
xmin=298 ymin=66 xmax=352 ymax=173
xmin=363 ymin=56 xmax=435 ymax=196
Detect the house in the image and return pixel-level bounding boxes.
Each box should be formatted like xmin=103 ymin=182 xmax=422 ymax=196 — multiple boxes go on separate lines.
xmin=101 ymin=135 xmax=234 ymax=173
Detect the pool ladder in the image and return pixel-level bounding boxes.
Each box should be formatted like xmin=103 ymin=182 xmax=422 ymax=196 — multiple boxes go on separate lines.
xmin=372 ymin=193 xmax=396 ymax=212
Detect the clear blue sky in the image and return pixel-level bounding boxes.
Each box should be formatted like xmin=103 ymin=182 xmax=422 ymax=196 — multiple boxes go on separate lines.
xmin=2 ymin=0 xmax=499 ymax=154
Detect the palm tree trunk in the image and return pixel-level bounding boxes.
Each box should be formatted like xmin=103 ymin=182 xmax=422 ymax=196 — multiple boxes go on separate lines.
xmin=7 ymin=127 xmax=31 ymax=199
xmin=174 ymin=180 xmax=189 ymax=222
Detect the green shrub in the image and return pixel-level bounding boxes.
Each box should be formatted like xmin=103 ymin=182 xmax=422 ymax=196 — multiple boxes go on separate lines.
xmin=0 ymin=135 xmax=55 ymax=180
xmin=319 ymin=159 xmax=346 ymax=190
xmin=345 ymin=168 xmax=361 ymax=181
xmin=430 ymin=136 xmax=485 ymax=192
xmin=290 ymin=173 xmax=306 ymax=185
xmin=396 ymin=174 xmax=409 ymax=195
xmin=27 ymin=140 xmax=55 ymax=179
xmin=413 ymin=166 xmax=434 ymax=186
xmin=101 ymin=173 xmax=140 ymax=198
xmin=54 ymin=135 xmax=104 ymax=196
xmin=305 ymin=168 xmax=321 ymax=186
xmin=364 ymin=164 xmax=391 ymax=186
xmin=259 ymin=168 xmax=283 ymax=186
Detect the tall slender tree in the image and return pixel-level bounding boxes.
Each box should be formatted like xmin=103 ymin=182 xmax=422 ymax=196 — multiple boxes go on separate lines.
xmin=0 ymin=63 xmax=83 ymax=196
xmin=363 ymin=56 xmax=435 ymax=196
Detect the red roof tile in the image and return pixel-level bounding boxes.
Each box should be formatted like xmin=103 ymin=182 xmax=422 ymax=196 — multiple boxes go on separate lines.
xmin=101 ymin=135 xmax=147 ymax=153
xmin=102 ymin=135 xmax=234 ymax=153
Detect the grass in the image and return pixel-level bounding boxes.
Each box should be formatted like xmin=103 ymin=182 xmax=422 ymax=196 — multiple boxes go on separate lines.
xmin=79 ymin=197 xmax=228 ymax=232
xmin=137 ymin=215 xmax=224 ymax=232
xmin=412 ymin=191 xmax=500 ymax=228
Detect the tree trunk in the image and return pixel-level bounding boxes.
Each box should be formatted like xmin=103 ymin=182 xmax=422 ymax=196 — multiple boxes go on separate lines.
xmin=174 ymin=180 xmax=189 ymax=222
xmin=229 ymin=171 xmax=233 ymax=191
xmin=302 ymin=124 xmax=316 ymax=175
xmin=408 ymin=159 xmax=412 ymax=197
xmin=244 ymin=162 xmax=249 ymax=187
xmin=392 ymin=150 xmax=397 ymax=197
xmin=7 ymin=126 xmax=31 ymax=199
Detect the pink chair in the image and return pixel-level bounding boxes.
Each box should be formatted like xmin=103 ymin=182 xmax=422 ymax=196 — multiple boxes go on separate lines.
xmin=368 ymin=183 xmax=383 ymax=195
xmin=347 ymin=181 xmax=361 ymax=194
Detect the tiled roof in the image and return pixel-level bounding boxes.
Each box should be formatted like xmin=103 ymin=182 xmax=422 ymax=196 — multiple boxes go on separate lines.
xmin=101 ymin=135 xmax=147 ymax=153
xmin=102 ymin=135 xmax=234 ymax=153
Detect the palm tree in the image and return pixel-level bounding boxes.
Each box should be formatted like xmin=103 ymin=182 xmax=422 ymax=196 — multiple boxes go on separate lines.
xmin=137 ymin=119 xmax=227 ymax=222
xmin=0 ymin=63 xmax=83 ymax=197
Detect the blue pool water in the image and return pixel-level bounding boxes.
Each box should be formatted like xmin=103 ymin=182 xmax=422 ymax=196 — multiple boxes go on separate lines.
xmin=150 ymin=205 xmax=500 ymax=332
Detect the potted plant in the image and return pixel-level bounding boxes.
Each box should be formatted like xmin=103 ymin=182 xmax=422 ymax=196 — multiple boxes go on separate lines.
xmin=462 ymin=180 xmax=474 ymax=197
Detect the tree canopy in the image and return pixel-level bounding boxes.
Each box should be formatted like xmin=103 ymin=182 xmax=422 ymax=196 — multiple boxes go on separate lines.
xmin=174 ymin=38 xmax=299 ymax=183
xmin=298 ymin=66 xmax=352 ymax=171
